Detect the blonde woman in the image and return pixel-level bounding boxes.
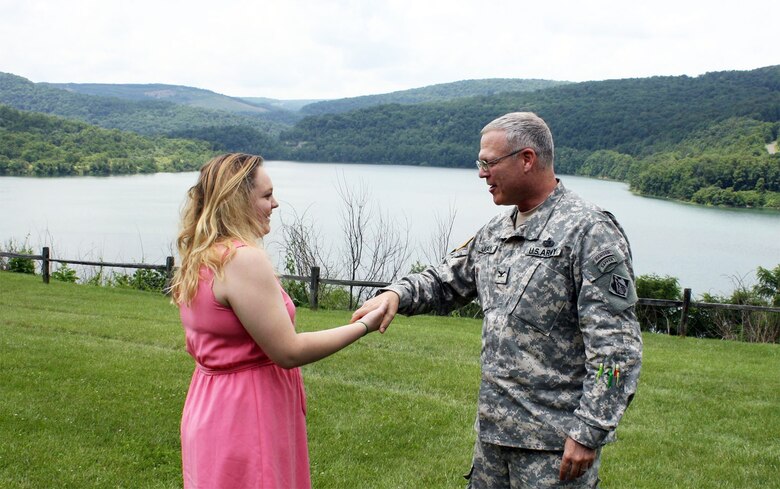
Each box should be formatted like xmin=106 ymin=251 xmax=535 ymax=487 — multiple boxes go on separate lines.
xmin=171 ymin=153 xmax=386 ymax=489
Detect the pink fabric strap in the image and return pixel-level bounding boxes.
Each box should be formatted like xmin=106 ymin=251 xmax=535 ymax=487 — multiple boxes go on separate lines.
xmin=197 ymin=359 xmax=274 ymax=375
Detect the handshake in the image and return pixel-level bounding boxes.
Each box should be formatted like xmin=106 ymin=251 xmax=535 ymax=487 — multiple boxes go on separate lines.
xmin=350 ymin=291 xmax=400 ymax=335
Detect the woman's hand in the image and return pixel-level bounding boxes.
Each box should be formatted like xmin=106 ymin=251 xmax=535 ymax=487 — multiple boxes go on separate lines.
xmin=352 ymin=291 xmax=399 ymax=333
xmin=356 ymin=302 xmax=388 ymax=334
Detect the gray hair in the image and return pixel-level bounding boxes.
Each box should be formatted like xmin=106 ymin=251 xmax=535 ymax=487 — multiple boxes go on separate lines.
xmin=481 ymin=112 xmax=554 ymax=169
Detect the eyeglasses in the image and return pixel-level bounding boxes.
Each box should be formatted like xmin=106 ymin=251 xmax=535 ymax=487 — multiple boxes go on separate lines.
xmin=475 ymin=147 xmax=531 ymax=172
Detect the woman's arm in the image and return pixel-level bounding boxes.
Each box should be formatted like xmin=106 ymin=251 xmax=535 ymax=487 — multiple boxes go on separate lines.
xmin=213 ymin=246 xmax=385 ymax=369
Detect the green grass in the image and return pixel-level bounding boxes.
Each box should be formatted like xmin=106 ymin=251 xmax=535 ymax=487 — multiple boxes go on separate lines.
xmin=1 ymin=272 xmax=778 ymax=488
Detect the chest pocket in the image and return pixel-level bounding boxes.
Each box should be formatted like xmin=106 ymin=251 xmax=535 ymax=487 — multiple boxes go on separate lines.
xmin=474 ymin=241 xmax=501 ymax=309
xmin=509 ymin=261 xmax=570 ymax=336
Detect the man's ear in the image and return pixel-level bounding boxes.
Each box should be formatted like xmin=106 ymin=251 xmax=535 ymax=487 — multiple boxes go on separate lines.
xmin=521 ymin=148 xmax=537 ymax=173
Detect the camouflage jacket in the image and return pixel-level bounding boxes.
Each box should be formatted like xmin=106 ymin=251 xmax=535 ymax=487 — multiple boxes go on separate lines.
xmin=382 ymin=182 xmax=643 ymax=450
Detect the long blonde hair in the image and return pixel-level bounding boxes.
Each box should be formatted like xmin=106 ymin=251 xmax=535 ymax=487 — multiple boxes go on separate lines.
xmin=171 ymin=153 xmax=266 ymax=305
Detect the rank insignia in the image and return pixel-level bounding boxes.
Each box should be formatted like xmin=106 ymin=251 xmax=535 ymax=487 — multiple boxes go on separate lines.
xmin=609 ymin=274 xmax=630 ymax=298
xmin=495 ymin=268 xmax=509 ymax=284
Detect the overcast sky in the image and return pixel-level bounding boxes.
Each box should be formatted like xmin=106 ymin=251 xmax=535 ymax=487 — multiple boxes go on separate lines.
xmin=1 ymin=0 xmax=777 ymax=100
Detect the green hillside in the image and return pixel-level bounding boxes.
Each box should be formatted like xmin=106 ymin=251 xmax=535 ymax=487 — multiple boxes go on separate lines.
xmin=279 ymin=66 xmax=780 ymax=208
xmin=0 ymin=72 xmax=288 ymax=137
xmin=0 ymin=104 xmax=214 ymax=176
xmin=48 ymin=82 xmax=300 ymax=124
xmin=299 ymin=78 xmax=570 ymax=115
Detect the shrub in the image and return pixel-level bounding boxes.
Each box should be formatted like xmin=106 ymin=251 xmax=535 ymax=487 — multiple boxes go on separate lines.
xmin=635 ymin=274 xmax=682 ymax=334
xmin=2 ymin=238 xmax=36 ymax=274
xmin=111 ymin=268 xmax=167 ymax=292
xmin=51 ymin=264 xmax=78 ymax=283
xmin=636 ymin=274 xmax=681 ymax=300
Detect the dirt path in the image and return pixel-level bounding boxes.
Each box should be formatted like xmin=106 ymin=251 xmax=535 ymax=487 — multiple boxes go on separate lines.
xmin=767 ymin=142 xmax=778 ymax=154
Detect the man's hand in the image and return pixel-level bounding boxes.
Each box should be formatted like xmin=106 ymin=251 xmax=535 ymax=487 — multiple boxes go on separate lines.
xmin=559 ymin=437 xmax=596 ymax=481
xmin=351 ymin=291 xmax=399 ymax=333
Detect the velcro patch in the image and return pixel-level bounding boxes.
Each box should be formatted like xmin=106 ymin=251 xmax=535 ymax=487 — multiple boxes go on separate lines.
xmin=598 ymin=255 xmax=619 ymax=273
xmin=526 ymin=246 xmax=561 ymax=258
xmin=609 ymin=274 xmax=631 ymax=298
xmin=590 ymin=246 xmax=623 ymax=274
xmin=479 ymin=244 xmax=498 ymax=254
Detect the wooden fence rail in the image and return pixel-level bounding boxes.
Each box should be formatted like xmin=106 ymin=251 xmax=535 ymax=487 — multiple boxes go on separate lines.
xmin=0 ymin=248 xmax=174 ymax=287
xmin=3 ymin=250 xmax=778 ymax=337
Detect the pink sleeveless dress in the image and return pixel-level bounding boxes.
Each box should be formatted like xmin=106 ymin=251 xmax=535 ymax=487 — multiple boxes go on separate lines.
xmin=179 ymin=252 xmax=310 ymax=489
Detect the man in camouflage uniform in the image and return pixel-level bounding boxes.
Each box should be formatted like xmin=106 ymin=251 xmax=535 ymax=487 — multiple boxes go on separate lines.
xmin=353 ymin=112 xmax=642 ymax=488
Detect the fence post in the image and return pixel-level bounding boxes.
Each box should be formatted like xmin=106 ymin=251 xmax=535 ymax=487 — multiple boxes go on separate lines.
xmin=309 ymin=266 xmax=320 ymax=310
xmin=164 ymin=256 xmax=175 ymax=296
xmin=42 ymin=247 xmax=50 ymax=284
xmin=678 ymin=288 xmax=691 ymax=337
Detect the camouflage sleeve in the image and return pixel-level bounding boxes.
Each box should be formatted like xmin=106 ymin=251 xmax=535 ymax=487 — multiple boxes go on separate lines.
xmin=568 ymin=219 xmax=643 ymax=449
xmin=379 ymin=237 xmax=478 ymax=316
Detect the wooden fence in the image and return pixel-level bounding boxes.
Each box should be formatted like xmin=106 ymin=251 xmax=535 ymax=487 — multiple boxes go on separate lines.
xmin=3 ymin=248 xmax=778 ymax=338
xmin=0 ymin=247 xmax=175 ymax=287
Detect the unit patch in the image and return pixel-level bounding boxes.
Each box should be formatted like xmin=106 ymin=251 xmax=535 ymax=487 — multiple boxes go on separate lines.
xmin=526 ymin=246 xmax=561 ymax=258
xmin=598 ymin=255 xmax=619 ymax=273
xmin=609 ymin=274 xmax=630 ymax=298
xmin=591 ymin=249 xmax=613 ymax=263
xmin=592 ymin=247 xmax=621 ymax=274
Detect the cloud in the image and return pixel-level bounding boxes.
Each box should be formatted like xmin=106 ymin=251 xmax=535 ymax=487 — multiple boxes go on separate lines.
xmin=0 ymin=0 xmax=777 ymax=99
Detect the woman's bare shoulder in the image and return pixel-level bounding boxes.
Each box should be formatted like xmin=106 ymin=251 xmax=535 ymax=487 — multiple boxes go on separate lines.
xmin=226 ymin=245 xmax=273 ymax=276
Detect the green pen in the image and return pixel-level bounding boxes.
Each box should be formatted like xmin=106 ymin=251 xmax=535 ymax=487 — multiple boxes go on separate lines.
xmin=596 ymin=363 xmax=604 ymax=380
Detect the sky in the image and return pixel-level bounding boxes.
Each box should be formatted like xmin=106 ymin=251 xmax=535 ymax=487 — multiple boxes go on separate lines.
xmin=1 ymin=0 xmax=777 ymax=100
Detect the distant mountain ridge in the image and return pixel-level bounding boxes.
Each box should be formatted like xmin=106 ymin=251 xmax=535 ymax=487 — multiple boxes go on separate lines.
xmin=0 ymin=72 xmax=288 ymax=145
xmin=299 ymin=78 xmax=570 ymax=115
xmin=46 ymin=82 xmax=299 ymax=124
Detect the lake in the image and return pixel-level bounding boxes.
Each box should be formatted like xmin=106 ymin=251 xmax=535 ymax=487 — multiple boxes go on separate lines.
xmin=1 ymin=160 xmax=779 ymax=296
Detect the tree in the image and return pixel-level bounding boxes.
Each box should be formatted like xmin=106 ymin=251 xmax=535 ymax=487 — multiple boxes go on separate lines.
xmin=336 ymin=176 xmax=411 ymax=308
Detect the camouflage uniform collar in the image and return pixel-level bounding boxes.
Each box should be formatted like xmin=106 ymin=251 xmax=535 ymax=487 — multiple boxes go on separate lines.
xmin=502 ymin=180 xmax=566 ymax=241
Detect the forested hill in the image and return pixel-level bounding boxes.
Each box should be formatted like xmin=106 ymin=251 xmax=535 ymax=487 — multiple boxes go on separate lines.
xmin=282 ymin=66 xmax=780 ymax=164
xmin=0 ymin=72 xmax=288 ymax=139
xmin=0 ymin=104 xmax=214 ymax=176
xmin=1 ymin=66 xmax=779 ymax=207
xmin=47 ymin=82 xmax=300 ymax=124
xmin=279 ymin=65 xmax=780 ymax=208
xmin=299 ymin=78 xmax=569 ymax=115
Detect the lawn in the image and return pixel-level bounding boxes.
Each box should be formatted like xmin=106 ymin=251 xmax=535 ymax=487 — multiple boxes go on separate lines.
xmin=0 ymin=272 xmax=778 ymax=488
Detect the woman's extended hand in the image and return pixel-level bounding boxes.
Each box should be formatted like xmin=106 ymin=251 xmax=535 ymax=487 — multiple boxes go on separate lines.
xmin=356 ymin=302 xmax=388 ymax=334
xmin=352 ymin=291 xmax=399 ymax=334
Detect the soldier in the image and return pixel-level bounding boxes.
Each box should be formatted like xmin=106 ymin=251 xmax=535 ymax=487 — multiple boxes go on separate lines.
xmin=352 ymin=112 xmax=643 ymax=488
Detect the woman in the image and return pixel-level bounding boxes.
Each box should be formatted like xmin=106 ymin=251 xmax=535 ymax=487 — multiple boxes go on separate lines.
xmin=171 ymin=153 xmax=386 ymax=489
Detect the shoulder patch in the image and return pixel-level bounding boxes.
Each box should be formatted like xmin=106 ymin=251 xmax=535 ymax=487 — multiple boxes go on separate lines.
xmin=451 ymin=236 xmax=474 ymax=253
xmin=587 ymin=246 xmax=624 ymax=275
xmin=609 ymin=274 xmax=631 ymax=298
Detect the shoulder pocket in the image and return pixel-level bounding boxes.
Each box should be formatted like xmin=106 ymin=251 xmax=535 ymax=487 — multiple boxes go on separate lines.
xmin=583 ymin=247 xmax=637 ymax=312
